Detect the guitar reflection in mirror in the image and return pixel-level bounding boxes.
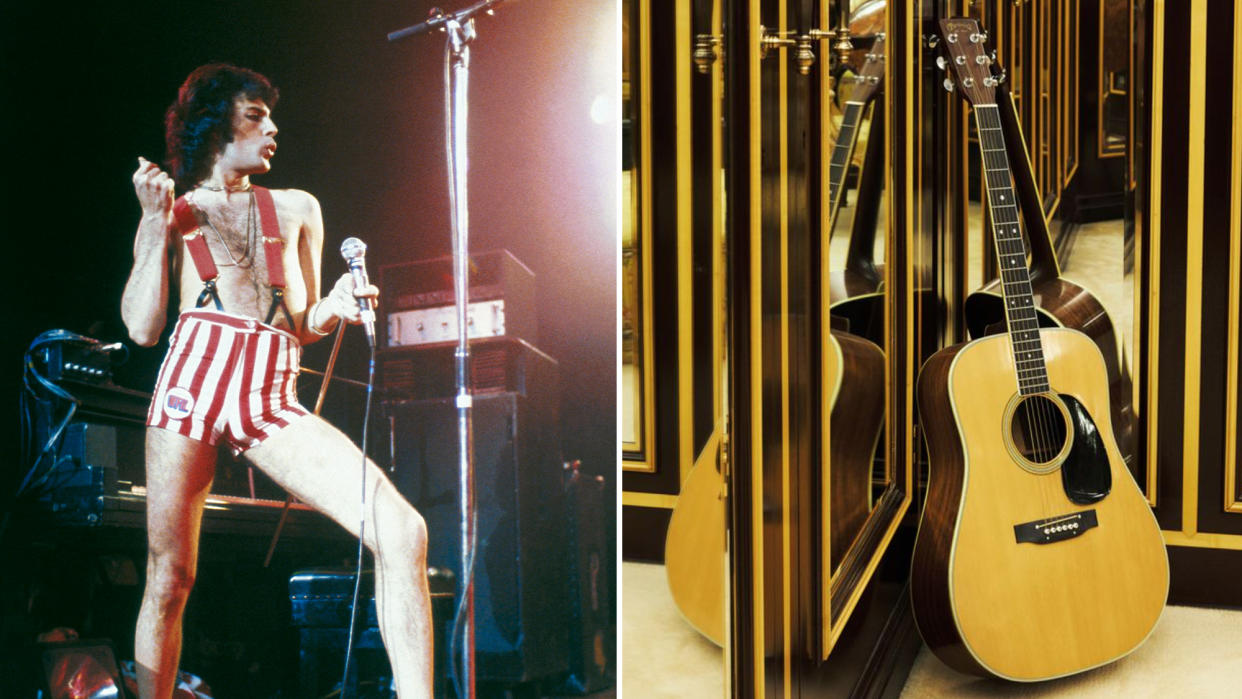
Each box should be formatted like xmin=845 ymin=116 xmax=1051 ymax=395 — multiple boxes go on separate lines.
xmin=822 ymin=29 xmax=887 ymax=583
xmin=826 ymin=31 xmax=886 ymax=348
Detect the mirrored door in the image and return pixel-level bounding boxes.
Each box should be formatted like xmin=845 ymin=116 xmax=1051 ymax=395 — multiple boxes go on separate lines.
xmin=727 ymin=1 xmax=915 ymax=694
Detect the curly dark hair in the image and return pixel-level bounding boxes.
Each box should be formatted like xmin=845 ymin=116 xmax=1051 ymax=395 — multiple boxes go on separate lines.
xmin=164 ymin=63 xmax=279 ymax=192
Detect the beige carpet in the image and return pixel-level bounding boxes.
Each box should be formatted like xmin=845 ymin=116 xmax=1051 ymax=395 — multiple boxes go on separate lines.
xmin=621 ymin=561 xmax=725 ymax=697
xmin=900 ymin=604 xmax=1242 ymax=698
xmin=624 ymin=560 xmax=1242 ymax=697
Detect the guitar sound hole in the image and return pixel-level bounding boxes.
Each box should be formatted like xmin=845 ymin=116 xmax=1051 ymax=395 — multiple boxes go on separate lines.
xmin=1010 ymin=395 xmax=1068 ymax=465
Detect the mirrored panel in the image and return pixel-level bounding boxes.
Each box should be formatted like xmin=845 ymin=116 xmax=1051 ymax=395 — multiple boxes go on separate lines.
xmin=1099 ymin=0 xmax=1130 ymax=159
xmin=823 ymin=3 xmax=888 ymax=588
xmin=621 ymin=0 xmax=654 ymax=469
xmin=818 ymin=2 xmax=896 ymax=649
xmin=621 ymin=0 xmax=730 ymax=693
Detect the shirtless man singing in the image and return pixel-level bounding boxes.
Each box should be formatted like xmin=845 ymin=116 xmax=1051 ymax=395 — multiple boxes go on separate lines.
xmin=121 ymin=63 xmax=432 ymax=698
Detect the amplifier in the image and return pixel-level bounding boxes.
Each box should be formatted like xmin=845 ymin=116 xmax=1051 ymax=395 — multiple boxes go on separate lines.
xmin=28 ymin=382 xmax=296 ymax=526
xmin=34 ymin=421 xmax=122 ymax=525
xmin=289 ymin=567 xmax=456 ymax=697
xmin=378 ymin=249 xmax=537 ymax=348
xmin=29 ymin=332 xmax=125 ymax=385
xmin=386 ymin=390 xmax=568 ymax=683
xmin=378 ymin=337 xmax=557 ymax=402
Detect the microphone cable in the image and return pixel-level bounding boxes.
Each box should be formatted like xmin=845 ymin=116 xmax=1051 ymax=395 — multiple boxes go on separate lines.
xmin=447 ymin=507 xmax=479 ymax=699
xmin=6 ymin=330 xmax=117 ymax=543
xmin=339 ymin=341 xmax=377 ymax=698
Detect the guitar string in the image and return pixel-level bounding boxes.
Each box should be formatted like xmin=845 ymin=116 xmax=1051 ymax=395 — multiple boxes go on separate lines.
xmin=995 ymin=118 xmax=1057 ymax=497
xmin=988 ymin=112 xmax=1057 ymax=478
xmin=978 ymin=105 xmax=1060 ymax=515
xmin=985 ymin=96 xmax=1064 ymax=503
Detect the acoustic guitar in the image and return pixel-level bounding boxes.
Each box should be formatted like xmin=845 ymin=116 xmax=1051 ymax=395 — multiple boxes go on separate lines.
xmin=827 ymin=33 xmax=886 ymax=345
xmin=909 ymin=19 xmax=1168 ymax=681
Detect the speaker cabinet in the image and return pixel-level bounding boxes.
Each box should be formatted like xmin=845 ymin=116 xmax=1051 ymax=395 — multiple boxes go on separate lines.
xmin=387 ymin=386 xmax=568 ymax=684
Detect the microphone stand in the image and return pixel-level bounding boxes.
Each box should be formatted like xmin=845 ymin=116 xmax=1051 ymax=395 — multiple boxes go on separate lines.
xmin=389 ymin=3 xmax=508 ymax=697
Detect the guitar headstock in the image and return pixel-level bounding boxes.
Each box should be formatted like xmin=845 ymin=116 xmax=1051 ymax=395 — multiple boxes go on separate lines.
xmin=847 ymin=33 xmax=886 ymax=104
xmin=937 ymin=18 xmax=1000 ymax=106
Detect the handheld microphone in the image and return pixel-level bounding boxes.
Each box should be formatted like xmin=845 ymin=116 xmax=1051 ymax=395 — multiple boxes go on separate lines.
xmin=339 ymin=237 xmax=377 ymax=348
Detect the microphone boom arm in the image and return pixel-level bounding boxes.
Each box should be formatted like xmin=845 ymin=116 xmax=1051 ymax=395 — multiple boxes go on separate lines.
xmin=387 ymin=0 xmax=510 ymax=42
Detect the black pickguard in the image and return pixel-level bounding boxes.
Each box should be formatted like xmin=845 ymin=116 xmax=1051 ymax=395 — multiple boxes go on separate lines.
xmin=1059 ymin=394 xmax=1111 ymax=504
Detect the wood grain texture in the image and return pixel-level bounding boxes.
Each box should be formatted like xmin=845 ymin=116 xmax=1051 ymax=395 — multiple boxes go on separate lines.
xmin=828 ymin=330 xmax=887 ymax=571
xmin=910 ymin=342 xmax=983 ymax=676
xmin=912 ymin=328 xmax=1169 ymax=681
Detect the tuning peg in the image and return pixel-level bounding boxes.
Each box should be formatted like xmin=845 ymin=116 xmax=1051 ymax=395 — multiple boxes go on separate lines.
xmin=969 ymin=31 xmax=988 ymax=44
xmin=990 ymin=50 xmax=998 ymax=62
xmin=976 ymin=55 xmax=991 ymax=65
xmin=868 ymin=76 xmax=879 ymax=85
xmin=962 ymin=77 xmax=976 ymax=88
xmin=955 ymin=55 xmax=967 ymax=65
xmin=854 ymin=75 xmax=866 ymax=84
xmin=983 ymin=76 xmax=999 ymax=87
xmin=925 ymin=34 xmax=941 ymax=49
xmin=997 ymin=70 xmax=1008 ymax=83
xmin=946 ymin=32 xmax=958 ymax=43
xmin=936 ymin=55 xmax=948 ymax=71
xmin=943 ymin=77 xmax=955 ymax=92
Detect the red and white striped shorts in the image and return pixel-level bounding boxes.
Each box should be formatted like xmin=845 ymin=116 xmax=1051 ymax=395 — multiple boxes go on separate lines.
xmin=147 ymin=310 xmax=309 ymax=453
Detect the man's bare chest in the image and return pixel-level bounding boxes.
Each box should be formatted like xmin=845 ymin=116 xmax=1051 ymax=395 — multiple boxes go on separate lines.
xmin=176 ymin=194 xmax=304 ymax=315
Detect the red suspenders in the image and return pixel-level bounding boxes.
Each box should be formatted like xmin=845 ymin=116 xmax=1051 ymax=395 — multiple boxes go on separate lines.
xmin=252 ymin=187 xmax=295 ymax=327
xmin=170 ymin=186 xmax=294 ymax=329
xmin=171 ymin=195 xmax=223 ymax=310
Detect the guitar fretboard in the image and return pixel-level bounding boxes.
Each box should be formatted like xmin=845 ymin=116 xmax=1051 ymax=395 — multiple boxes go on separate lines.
xmin=975 ymin=104 xmax=1050 ymax=395
xmin=828 ymin=102 xmax=865 ymax=216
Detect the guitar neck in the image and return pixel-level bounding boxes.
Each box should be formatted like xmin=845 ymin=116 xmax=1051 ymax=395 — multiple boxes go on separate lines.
xmin=974 ymin=104 xmax=1050 ymax=395
xmin=828 ymin=101 xmax=866 ymax=220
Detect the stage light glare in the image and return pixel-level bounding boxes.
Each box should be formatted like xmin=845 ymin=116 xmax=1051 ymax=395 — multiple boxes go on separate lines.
xmin=590 ymin=93 xmax=615 ymax=126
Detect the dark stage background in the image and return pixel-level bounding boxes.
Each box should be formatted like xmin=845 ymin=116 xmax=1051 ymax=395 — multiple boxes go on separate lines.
xmin=3 ymin=1 xmax=617 ymax=484
xmin=2 ymin=0 xmax=617 ymax=692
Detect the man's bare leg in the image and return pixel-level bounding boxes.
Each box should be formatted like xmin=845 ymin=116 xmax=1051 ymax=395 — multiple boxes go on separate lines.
xmin=135 ymin=429 xmax=217 ymax=698
xmin=247 ymin=413 xmax=432 ymax=698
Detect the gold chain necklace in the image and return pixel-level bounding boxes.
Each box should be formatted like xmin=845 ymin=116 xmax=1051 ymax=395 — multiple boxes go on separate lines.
xmin=193 ymin=188 xmax=256 ymax=269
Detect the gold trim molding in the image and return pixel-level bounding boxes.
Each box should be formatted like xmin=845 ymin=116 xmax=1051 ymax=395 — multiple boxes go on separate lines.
xmin=622 ymin=492 xmax=680 ymax=509
xmin=1181 ymin=0 xmax=1206 ymax=537
xmin=1227 ymin=1 xmax=1242 ymax=514
xmin=622 ymin=0 xmax=658 ymax=472
xmin=1163 ymin=530 xmax=1242 ymax=551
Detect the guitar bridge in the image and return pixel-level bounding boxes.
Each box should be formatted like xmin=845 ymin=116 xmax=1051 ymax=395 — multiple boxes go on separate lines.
xmin=1013 ymin=509 xmax=1098 ymax=544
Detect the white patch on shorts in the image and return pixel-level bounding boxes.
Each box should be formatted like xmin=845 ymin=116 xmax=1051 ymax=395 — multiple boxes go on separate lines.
xmin=163 ymin=387 xmax=196 ymax=420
